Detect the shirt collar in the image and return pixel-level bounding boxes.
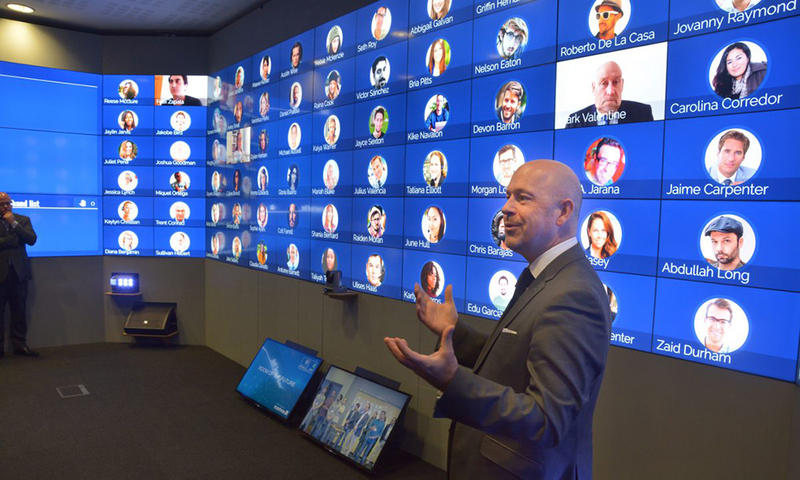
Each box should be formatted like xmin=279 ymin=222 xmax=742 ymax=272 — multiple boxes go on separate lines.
xmin=528 ymin=237 xmax=578 ymax=279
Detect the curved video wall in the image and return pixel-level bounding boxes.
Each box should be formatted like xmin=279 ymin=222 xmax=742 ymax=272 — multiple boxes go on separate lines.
xmin=205 ymin=0 xmax=800 ymax=382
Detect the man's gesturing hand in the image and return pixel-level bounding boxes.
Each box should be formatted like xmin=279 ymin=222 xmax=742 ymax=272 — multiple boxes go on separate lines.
xmin=414 ymin=283 xmax=458 ymax=336
xmin=384 ymin=325 xmax=458 ymax=392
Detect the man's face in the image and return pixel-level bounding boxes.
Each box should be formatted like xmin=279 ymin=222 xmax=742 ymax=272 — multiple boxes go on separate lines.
xmin=330 ymin=35 xmax=341 ymax=53
xmin=501 ymin=89 xmax=520 ymax=122
xmin=498 ymin=217 xmax=506 ymax=238
xmin=373 ymin=111 xmax=384 ymax=136
xmin=168 ymin=76 xmax=186 ymax=99
xmin=175 ymin=207 xmax=186 ymax=221
xmin=375 ymin=7 xmax=387 ymax=32
xmin=174 ymin=172 xmax=182 ymax=183
xmin=374 ymin=60 xmax=388 ymax=87
xmin=0 ymin=193 xmax=11 ymax=216
xmin=371 ymin=158 xmax=384 ymax=180
xmin=501 ymin=165 xmax=561 ymax=261
xmin=709 ymin=231 xmax=743 ymax=266
xmin=595 ymin=145 xmax=622 ymax=185
xmin=370 ymin=212 xmax=381 ymax=231
xmin=500 ymin=26 xmax=521 ymax=57
xmin=291 ymin=46 xmax=301 ymax=67
xmin=592 ymin=62 xmax=624 ymax=114
xmin=596 ymin=6 xmax=621 ymax=37
xmin=717 ymin=138 xmax=746 ymax=178
xmin=499 ymin=277 xmax=509 ymax=295
xmin=288 ymin=204 xmax=297 ymax=225
xmin=435 ymin=95 xmax=444 ymax=114
xmin=499 ymin=149 xmax=518 ymax=180
xmin=175 ymin=113 xmax=187 ymax=129
xmin=290 ymin=125 xmax=299 ymax=145
xmin=366 ymin=256 xmax=382 ymax=285
xmin=705 ymin=303 xmax=732 ymax=347
xmin=292 ymin=85 xmax=300 ymax=104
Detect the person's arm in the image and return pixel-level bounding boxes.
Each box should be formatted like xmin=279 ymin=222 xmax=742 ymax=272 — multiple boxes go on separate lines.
xmin=451 ymin=320 xmax=490 ymax=369
xmin=434 ymin=288 xmax=608 ymax=447
xmin=12 ymin=215 xmax=37 ymax=246
xmin=0 ymin=231 xmax=19 ymax=249
xmin=425 ymin=112 xmax=435 ymax=131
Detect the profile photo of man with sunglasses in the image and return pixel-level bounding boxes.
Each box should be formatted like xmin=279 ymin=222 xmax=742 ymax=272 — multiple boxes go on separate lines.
xmin=593 ymin=0 xmax=624 ymax=41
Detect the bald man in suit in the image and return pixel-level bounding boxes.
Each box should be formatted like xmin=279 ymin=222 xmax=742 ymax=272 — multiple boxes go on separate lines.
xmin=0 ymin=192 xmax=38 ymax=357
xmin=385 ymin=161 xmax=611 ymax=479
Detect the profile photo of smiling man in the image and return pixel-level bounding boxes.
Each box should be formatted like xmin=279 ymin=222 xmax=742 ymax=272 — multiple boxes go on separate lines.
xmin=708 ymin=130 xmax=756 ymax=185
xmin=593 ymin=0 xmax=624 ymax=41
xmin=703 ymin=216 xmax=746 ymax=271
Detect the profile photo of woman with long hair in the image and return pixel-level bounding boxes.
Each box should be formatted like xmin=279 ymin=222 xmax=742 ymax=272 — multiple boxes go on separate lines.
xmin=585 ymin=211 xmax=618 ymax=259
xmin=427 ymin=38 xmax=449 ymax=77
xmin=711 ymin=42 xmax=767 ymax=100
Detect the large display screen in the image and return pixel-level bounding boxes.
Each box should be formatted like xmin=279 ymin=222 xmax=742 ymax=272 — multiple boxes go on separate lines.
xmin=0 ymin=61 xmax=102 ymax=256
xmin=237 ymin=338 xmax=322 ymax=419
xmin=299 ymin=365 xmax=409 ymax=472
xmin=101 ymin=74 xmax=208 ymax=257
xmin=205 ymin=0 xmax=800 ymax=382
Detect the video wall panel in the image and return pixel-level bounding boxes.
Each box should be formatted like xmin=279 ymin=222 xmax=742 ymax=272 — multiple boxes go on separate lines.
xmin=204 ymin=0 xmax=800 ymax=381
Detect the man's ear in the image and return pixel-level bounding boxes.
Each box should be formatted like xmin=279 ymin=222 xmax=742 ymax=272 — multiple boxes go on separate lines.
xmin=555 ymin=198 xmax=575 ymax=227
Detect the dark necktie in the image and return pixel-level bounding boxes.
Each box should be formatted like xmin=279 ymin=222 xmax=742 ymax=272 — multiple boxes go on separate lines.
xmin=504 ymin=267 xmax=534 ymax=315
xmin=723 ymin=179 xmax=732 ymax=186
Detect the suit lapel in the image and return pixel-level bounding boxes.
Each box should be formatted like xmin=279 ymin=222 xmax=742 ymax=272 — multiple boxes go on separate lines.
xmin=471 ymin=245 xmax=587 ymax=373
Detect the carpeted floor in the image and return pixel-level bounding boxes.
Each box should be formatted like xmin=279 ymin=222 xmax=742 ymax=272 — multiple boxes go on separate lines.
xmin=0 ymin=343 xmax=446 ymax=479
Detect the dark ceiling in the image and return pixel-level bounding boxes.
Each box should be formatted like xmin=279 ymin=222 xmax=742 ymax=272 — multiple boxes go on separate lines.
xmin=0 ymin=0 xmax=269 ymax=35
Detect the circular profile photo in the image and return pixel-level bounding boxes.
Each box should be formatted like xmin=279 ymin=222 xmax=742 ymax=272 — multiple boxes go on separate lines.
xmin=257 ymin=129 xmax=269 ymax=153
xmin=232 ymin=202 xmax=242 ymax=225
xmin=365 ymin=253 xmax=385 ymax=287
xmin=212 ymin=108 xmax=226 ymax=133
xmin=715 ymin=0 xmax=763 ymax=13
xmin=211 ymin=139 xmax=222 ymax=163
xmin=170 ymin=110 xmax=191 ymax=132
xmin=289 ymin=81 xmax=302 ymax=109
xmin=233 ymin=169 xmax=240 ymax=192
xmin=232 ymin=236 xmax=242 ymax=259
xmin=169 ymin=201 xmax=190 ymax=222
xmin=118 ymin=79 xmax=139 ymax=100
xmin=212 ymin=76 xmax=222 ymax=99
xmin=286 ymin=242 xmax=300 ymax=270
xmin=420 ymin=261 xmax=445 ymax=297
xmin=367 ymin=155 xmax=388 ymax=188
xmin=118 ymin=140 xmax=137 ymax=161
xmin=700 ymin=214 xmax=755 ymax=271
xmin=585 ymin=137 xmax=626 ymax=186
xmin=496 ymin=81 xmax=527 ymax=124
xmin=372 ymin=6 xmax=392 ymax=40
xmin=370 ymin=56 xmax=390 ymax=89
xmin=233 ymin=101 xmax=243 ymax=124
xmin=211 ymin=170 xmax=222 ymax=193
xmin=580 ymin=210 xmax=623 ymax=260
xmin=118 ymin=110 xmax=138 ymax=132
xmin=709 ymin=41 xmax=768 ymax=100
xmin=490 ymin=210 xmax=510 ymax=250
xmin=424 ymin=150 xmax=448 ymax=187
xmin=488 ymin=270 xmax=517 ymax=311
xmin=170 ymin=171 xmax=190 ymax=192
xmin=256 ymin=241 xmax=268 ymax=265
xmin=118 ymin=230 xmax=139 ymax=251
xmin=169 ymin=140 xmax=191 ymax=163
xmin=496 ymin=17 xmax=529 ymax=60
xmin=602 ymin=283 xmax=619 ymax=323
xmin=704 ymin=128 xmax=762 ymax=185
xmin=369 ymin=106 xmax=388 ymax=139
xmin=257 ymin=166 xmax=269 ymax=191
xmin=234 ymin=66 xmax=245 ymax=89
xmin=118 ymin=200 xmax=138 ymax=222
xmin=321 ymin=203 xmax=339 ymax=233
xmin=493 ymin=144 xmax=525 ymax=187
xmin=169 ymin=231 xmax=191 ymax=253
xmin=367 ymin=204 xmax=386 ymax=239
xmin=211 ymin=202 xmax=224 ymax=223
xmin=327 ymin=25 xmax=343 ymax=55
xmin=290 ymin=42 xmax=303 ymax=69
xmin=288 ymin=122 xmax=302 ymax=150
xmin=324 ymin=114 xmax=341 ymax=146
xmin=118 ymin=170 xmax=138 ymax=192
xmin=286 ymin=164 xmax=299 ymax=191
xmin=325 ymin=70 xmax=341 ymax=100
xmin=260 ymin=55 xmax=271 ymax=81
xmin=323 ymin=159 xmax=340 ymax=190
xmin=428 ymin=0 xmax=451 ymax=20
xmin=259 ymin=92 xmax=270 ymax=117
xmin=256 ymin=202 xmax=268 ymax=228
xmin=426 ymin=38 xmax=451 ymax=77
xmin=424 ymin=94 xmax=449 ymax=132
xmin=421 ymin=205 xmax=446 ymax=243
xmin=321 ymin=247 xmax=337 ymax=272
xmin=211 ymin=232 xmax=225 ymax=255
xmin=588 ymin=0 xmax=631 ymax=40
xmin=694 ymin=297 xmax=749 ymax=353
xmin=287 ymin=203 xmax=298 ymax=228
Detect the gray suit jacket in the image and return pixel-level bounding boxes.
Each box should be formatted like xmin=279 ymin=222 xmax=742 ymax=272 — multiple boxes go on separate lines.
xmin=435 ymin=244 xmax=611 ymax=479
xmin=0 ymin=213 xmax=37 ymax=282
